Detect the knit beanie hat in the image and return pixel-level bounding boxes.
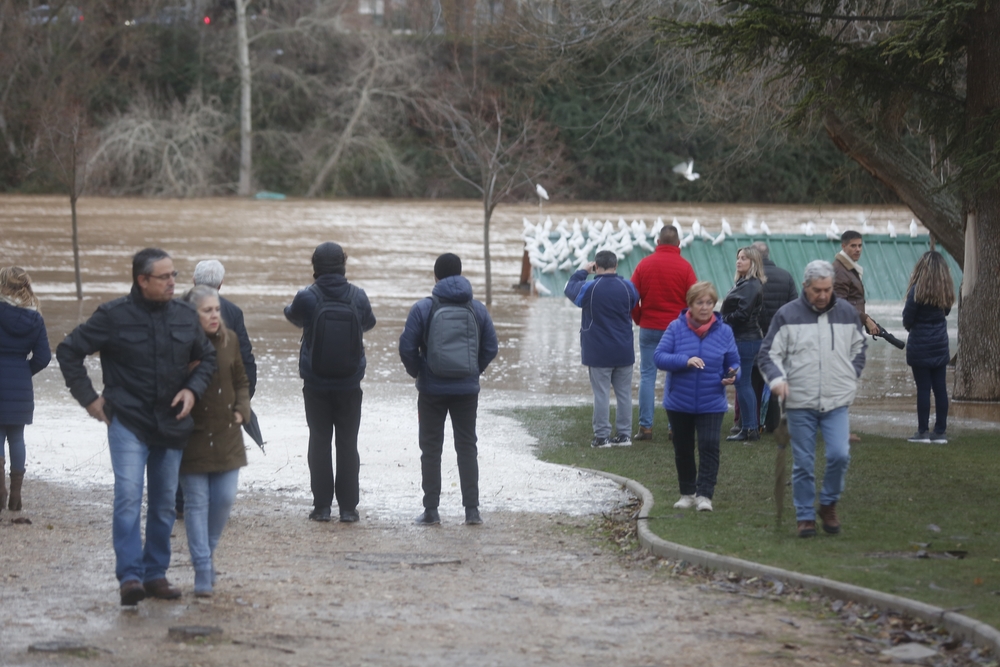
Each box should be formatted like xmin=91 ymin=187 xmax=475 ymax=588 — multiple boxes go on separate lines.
xmin=434 ymin=253 xmax=462 ymax=280
xmin=312 ymin=242 xmax=346 ymax=277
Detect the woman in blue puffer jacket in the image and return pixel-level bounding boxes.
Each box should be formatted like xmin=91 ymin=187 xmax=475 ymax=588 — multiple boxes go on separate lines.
xmin=902 ymin=251 xmax=954 ymax=444
xmin=0 ymin=266 xmax=51 ymax=512
xmin=655 ymin=281 xmax=740 ymax=512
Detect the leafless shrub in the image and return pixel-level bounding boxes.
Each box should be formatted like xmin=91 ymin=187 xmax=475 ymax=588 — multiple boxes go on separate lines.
xmin=88 ymin=94 xmax=231 ymax=197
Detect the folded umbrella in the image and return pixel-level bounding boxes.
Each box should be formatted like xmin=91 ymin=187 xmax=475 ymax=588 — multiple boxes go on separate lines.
xmin=773 ymin=398 xmax=789 ymax=525
xmin=242 ymin=410 xmax=265 ymax=453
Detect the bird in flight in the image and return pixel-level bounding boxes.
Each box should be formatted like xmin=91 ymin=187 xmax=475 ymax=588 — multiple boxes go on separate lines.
xmin=672 ymin=160 xmax=700 ymax=181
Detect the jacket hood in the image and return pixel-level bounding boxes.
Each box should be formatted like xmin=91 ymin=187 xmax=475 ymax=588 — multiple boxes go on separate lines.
xmin=0 ymin=301 xmax=42 ymax=337
xmin=432 ymin=275 xmax=473 ymax=303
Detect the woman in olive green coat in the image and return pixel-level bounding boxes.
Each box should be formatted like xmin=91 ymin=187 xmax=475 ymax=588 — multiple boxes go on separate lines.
xmin=180 ymin=285 xmax=251 ymax=597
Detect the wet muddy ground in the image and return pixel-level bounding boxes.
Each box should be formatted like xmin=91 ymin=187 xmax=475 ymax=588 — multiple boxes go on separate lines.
xmin=0 ymin=195 xmax=996 ymax=665
xmin=2 ymin=479 xmax=898 ymax=667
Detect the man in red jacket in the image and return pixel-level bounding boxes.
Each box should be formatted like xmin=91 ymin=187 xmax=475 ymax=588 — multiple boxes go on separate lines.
xmin=630 ymin=226 xmax=697 ymax=440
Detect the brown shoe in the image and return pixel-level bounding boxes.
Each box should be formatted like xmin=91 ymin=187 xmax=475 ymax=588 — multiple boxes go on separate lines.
xmin=633 ymin=427 xmax=653 ymax=441
xmin=818 ymin=503 xmax=841 ymax=534
xmin=849 ymin=433 xmax=862 ymax=443
xmin=797 ymin=520 xmax=817 ymax=538
xmin=120 ymin=580 xmax=146 ymax=606
xmin=143 ymin=578 xmax=182 ymax=600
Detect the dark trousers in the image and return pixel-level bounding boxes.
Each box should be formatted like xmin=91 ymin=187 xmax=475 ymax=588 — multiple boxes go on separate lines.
xmin=303 ymin=386 xmax=362 ymax=512
xmin=667 ymin=411 xmax=724 ymax=499
xmin=418 ymin=392 xmax=479 ymax=509
xmin=911 ymin=364 xmax=948 ymax=435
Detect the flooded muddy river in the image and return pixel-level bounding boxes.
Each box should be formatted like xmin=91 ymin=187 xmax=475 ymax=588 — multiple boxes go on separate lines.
xmin=0 ymin=195 xmax=995 ymax=515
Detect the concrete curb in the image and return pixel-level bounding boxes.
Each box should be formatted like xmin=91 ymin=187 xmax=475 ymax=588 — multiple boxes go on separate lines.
xmin=584 ymin=468 xmax=1000 ymax=654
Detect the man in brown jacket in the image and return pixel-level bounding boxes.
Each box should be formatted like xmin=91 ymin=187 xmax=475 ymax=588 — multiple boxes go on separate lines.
xmin=833 ymin=230 xmax=877 ymax=443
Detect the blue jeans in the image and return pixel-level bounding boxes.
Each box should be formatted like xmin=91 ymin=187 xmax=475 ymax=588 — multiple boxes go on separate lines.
xmin=0 ymin=424 xmax=26 ymax=471
xmin=638 ymin=328 xmax=666 ymax=429
xmin=588 ymin=365 xmax=633 ymax=439
xmin=108 ymin=417 xmax=183 ymax=584
xmin=180 ymin=468 xmax=240 ymax=593
xmin=786 ymin=406 xmax=851 ymax=521
xmin=735 ymin=339 xmax=762 ymax=431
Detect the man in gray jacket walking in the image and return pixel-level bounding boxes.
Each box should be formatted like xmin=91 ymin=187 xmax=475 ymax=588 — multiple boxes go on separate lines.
xmin=758 ymin=260 xmax=867 ymax=539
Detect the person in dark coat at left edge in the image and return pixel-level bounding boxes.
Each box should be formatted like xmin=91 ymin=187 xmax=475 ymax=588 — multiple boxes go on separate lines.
xmin=57 ymin=248 xmax=217 ymax=606
xmin=0 ymin=266 xmax=51 ymax=514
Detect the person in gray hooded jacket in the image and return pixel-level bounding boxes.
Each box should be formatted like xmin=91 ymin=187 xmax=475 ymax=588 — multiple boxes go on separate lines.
xmin=758 ymin=260 xmax=866 ymax=539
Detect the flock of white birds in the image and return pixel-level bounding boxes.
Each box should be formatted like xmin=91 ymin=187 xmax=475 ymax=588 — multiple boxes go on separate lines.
xmin=522 ymin=212 xmax=924 ymax=292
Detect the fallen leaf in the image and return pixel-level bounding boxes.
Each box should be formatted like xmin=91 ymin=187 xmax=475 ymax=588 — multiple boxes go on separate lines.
xmin=974 ymin=578 xmax=984 ymax=585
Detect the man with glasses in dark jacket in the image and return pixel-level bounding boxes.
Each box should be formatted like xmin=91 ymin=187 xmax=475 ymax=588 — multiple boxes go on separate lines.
xmin=57 ymin=248 xmax=217 ymax=606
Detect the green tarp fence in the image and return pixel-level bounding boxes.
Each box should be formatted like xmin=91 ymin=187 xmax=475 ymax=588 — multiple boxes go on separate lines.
xmin=533 ymin=234 xmax=961 ymax=301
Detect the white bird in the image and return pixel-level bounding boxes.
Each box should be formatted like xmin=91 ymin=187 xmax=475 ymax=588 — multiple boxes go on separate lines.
xmin=801 ymin=221 xmax=816 ymax=236
xmin=559 ymin=258 xmax=575 ymax=272
xmin=825 ymin=226 xmax=841 ymax=241
xmin=861 ymin=219 xmax=876 ymax=235
xmin=679 ymin=232 xmax=695 ymax=248
xmin=534 ymin=280 xmax=552 ymax=296
xmin=888 ymin=221 xmax=898 ymax=238
xmin=691 ymin=219 xmax=701 ymax=239
xmin=760 ymin=221 xmax=771 ymax=236
xmin=700 ymin=226 xmax=715 ymax=242
xmin=713 ymin=230 xmax=726 ymax=246
xmin=742 ymin=217 xmax=757 ymax=235
xmin=672 ymin=217 xmax=683 ymax=237
xmin=535 ymin=183 xmax=549 ymax=201
xmin=721 ymin=218 xmax=733 ymax=236
xmin=651 ymin=217 xmax=665 ymax=237
xmin=673 ymin=160 xmax=700 ymax=181
xmin=909 ymin=219 xmax=919 ymax=237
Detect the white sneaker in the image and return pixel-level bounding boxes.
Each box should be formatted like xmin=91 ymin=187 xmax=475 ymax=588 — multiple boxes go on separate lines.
xmin=673 ymin=495 xmax=697 ymax=509
xmin=695 ymin=496 xmax=713 ymax=512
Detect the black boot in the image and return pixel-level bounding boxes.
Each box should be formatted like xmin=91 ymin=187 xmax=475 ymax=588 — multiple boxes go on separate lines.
xmin=9 ymin=470 xmax=24 ymax=511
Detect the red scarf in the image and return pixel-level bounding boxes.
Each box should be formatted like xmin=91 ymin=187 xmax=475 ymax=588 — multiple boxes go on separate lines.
xmin=686 ymin=311 xmax=716 ymax=338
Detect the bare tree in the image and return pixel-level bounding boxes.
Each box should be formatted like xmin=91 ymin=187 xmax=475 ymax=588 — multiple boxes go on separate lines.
xmin=422 ymin=88 xmax=562 ymax=306
xmin=40 ymin=99 xmax=93 ymax=300
xmin=88 ymin=94 xmax=230 ymax=197
xmin=236 ymin=0 xmax=253 ymax=195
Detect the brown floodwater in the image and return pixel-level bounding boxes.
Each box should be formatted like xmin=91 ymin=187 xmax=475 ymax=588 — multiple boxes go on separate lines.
xmin=1 ymin=194 xmax=996 ymax=430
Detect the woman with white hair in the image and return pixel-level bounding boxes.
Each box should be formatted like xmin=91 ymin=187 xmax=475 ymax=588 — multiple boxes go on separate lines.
xmin=721 ymin=246 xmax=767 ymax=442
xmin=180 ymin=285 xmax=250 ymax=597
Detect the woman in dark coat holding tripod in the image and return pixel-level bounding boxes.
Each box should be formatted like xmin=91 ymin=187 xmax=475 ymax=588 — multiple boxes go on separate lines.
xmin=902 ymin=251 xmax=954 ymax=444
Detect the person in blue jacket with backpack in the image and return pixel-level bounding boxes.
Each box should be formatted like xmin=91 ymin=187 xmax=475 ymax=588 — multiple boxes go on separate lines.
xmin=564 ymin=251 xmax=640 ymax=448
xmin=654 ymin=281 xmax=739 ymax=512
xmin=284 ymin=242 xmax=376 ymax=524
xmin=398 ymin=253 xmax=498 ymax=526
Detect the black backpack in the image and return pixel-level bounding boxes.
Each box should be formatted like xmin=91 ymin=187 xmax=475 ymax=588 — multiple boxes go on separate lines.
xmin=308 ymin=284 xmax=363 ymax=379
xmin=423 ymin=296 xmax=480 ymax=378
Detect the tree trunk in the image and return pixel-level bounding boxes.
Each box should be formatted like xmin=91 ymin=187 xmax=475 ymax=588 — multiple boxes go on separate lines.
xmin=305 ymin=62 xmax=378 ymax=198
xmin=70 ymin=192 xmax=82 ymax=300
xmin=236 ymin=0 xmax=253 ymax=196
xmin=483 ymin=200 xmax=493 ymax=308
xmin=953 ymin=0 xmax=1000 ymax=401
xmin=822 ymin=111 xmax=965 ymax=266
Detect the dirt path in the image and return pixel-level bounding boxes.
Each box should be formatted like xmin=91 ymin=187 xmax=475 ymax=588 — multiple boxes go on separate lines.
xmin=0 ymin=479 xmax=888 ymax=667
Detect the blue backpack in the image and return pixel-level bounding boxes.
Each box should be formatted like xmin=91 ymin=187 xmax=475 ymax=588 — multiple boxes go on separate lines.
xmin=308 ymin=284 xmax=362 ymax=379
xmin=424 ymin=296 xmax=480 ymax=378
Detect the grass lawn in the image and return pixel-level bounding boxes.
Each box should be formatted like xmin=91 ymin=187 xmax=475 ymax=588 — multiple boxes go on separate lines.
xmin=511 ymin=405 xmax=1000 ymax=630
